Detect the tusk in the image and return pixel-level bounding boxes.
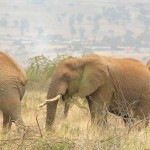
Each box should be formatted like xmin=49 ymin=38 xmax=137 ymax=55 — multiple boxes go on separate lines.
xmin=39 ymin=94 xmax=62 ymax=107
xmin=46 ymin=94 xmax=62 ymax=102
xmin=39 ymin=102 xmax=47 ymax=107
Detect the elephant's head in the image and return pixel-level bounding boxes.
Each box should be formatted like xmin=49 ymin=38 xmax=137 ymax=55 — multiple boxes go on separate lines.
xmin=44 ymin=54 xmax=109 ymax=129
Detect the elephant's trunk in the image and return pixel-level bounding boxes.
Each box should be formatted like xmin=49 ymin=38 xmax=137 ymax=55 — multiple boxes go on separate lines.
xmin=46 ymin=79 xmax=64 ymax=130
xmin=46 ymin=101 xmax=58 ymax=130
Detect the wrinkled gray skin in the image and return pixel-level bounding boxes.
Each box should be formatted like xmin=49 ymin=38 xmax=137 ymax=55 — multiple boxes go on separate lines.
xmin=46 ymin=54 xmax=150 ymax=130
xmin=0 ymin=52 xmax=27 ymax=132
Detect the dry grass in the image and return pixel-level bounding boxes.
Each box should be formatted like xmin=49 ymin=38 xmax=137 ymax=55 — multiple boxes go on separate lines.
xmin=0 ymin=88 xmax=150 ymax=150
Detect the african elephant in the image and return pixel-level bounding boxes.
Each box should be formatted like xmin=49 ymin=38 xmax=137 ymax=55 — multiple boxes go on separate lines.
xmin=146 ymin=59 xmax=150 ymax=70
xmin=41 ymin=54 xmax=150 ymax=130
xmin=0 ymin=52 xmax=28 ymax=132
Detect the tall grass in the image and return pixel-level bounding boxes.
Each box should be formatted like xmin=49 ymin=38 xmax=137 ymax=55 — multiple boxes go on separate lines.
xmin=1 ymin=92 xmax=150 ymax=150
xmin=0 ymin=55 xmax=150 ymax=150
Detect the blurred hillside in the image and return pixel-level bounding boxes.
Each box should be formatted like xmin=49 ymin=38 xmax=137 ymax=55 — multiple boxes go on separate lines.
xmin=0 ymin=0 xmax=149 ymax=66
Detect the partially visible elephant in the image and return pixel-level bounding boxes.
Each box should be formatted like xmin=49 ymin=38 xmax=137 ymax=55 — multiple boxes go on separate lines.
xmin=0 ymin=51 xmax=28 ymax=132
xmin=41 ymin=54 xmax=150 ymax=130
xmin=146 ymin=59 xmax=150 ymax=70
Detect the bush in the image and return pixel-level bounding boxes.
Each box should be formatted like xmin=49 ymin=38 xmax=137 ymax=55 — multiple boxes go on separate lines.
xmin=26 ymin=54 xmax=75 ymax=91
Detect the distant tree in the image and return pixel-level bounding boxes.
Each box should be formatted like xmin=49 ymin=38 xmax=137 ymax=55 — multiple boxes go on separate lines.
xmin=133 ymin=4 xmax=150 ymax=29
xmin=122 ymin=30 xmax=135 ymax=47
xmin=102 ymin=6 xmax=130 ymax=24
xmin=0 ymin=17 xmax=8 ymax=27
xmin=136 ymin=27 xmax=150 ymax=47
xmin=70 ymin=26 xmax=76 ymax=36
xmin=137 ymin=13 xmax=150 ymax=28
xmin=20 ymin=19 xmax=30 ymax=36
xmin=92 ymin=14 xmax=101 ymax=43
xmin=76 ymin=13 xmax=84 ymax=25
xmin=100 ymin=34 xmax=122 ymax=50
xmin=117 ymin=6 xmax=130 ymax=21
xmin=69 ymin=14 xmax=75 ymax=28
xmin=100 ymin=35 xmax=110 ymax=45
xmin=37 ymin=26 xmax=44 ymax=38
xmin=13 ymin=20 xmax=19 ymax=28
xmin=61 ymin=12 xmax=67 ymax=17
xmin=103 ymin=7 xmax=121 ymax=23
xmin=110 ymin=36 xmax=122 ymax=50
xmin=87 ymin=16 xmax=92 ymax=22
xmin=69 ymin=14 xmax=76 ymax=36
xmin=57 ymin=14 xmax=62 ymax=22
xmin=79 ymin=27 xmax=85 ymax=39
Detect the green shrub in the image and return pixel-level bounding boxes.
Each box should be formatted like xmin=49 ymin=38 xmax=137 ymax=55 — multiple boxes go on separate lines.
xmin=26 ymin=54 xmax=76 ymax=91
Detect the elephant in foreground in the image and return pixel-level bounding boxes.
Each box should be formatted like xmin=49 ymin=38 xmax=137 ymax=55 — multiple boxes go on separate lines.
xmin=0 ymin=52 xmax=28 ymax=131
xmin=40 ymin=54 xmax=150 ymax=130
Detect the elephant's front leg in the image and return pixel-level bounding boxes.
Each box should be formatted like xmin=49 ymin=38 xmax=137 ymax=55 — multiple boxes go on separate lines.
xmin=87 ymin=94 xmax=108 ymax=126
xmin=87 ymin=85 xmax=113 ymax=126
xmin=64 ymin=101 xmax=70 ymax=119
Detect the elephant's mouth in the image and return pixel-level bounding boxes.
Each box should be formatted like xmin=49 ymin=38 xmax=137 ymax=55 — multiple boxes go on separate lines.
xmin=62 ymin=95 xmax=65 ymax=101
xmin=62 ymin=89 xmax=69 ymax=101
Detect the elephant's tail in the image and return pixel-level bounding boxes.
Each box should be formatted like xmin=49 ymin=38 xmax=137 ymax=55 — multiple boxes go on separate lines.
xmin=19 ymin=70 xmax=28 ymax=86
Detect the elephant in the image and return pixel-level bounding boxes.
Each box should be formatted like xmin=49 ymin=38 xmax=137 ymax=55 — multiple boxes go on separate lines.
xmin=0 ymin=51 xmax=28 ymax=132
xmin=40 ymin=54 xmax=150 ymax=130
xmin=146 ymin=59 xmax=150 ymax=70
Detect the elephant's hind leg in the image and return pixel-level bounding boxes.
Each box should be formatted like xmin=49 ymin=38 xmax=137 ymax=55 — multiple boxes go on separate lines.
xmin=87 ymin=84 xmax=113 ymax=127
xmin=133 ymin=93 xmax=150 ymax=130
xmin=8 ymin=103 xmax=28 ymax=138
xmin=3 ymin=112 xmax=12 ymax=131
xmin=133 ymin=108 xmax=149 ymax=130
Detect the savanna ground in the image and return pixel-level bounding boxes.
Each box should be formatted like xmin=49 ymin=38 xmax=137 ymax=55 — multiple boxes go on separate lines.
xmin=0 ymin=55 xmax=150 ymax=150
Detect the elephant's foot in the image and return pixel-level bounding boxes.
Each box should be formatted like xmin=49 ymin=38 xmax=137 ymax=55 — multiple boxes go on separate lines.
xmin=2 ymin=113 xmax=12 ymax=133
xmin=126 ymin=118 xmax=149 ymax=133
xmin=136 ymin=119 xmax=149 ymax=131
xmin=90 ymin=117 xmax=108 ymax=133
xmin=2 ymin=124 xmax=11 ymax=133
xmin=45 ymin=124 xmax=54 ymax=132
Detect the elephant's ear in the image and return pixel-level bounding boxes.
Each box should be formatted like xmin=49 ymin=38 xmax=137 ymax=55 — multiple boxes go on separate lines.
xmin=78 ymin=57 xmax=109 ymax=97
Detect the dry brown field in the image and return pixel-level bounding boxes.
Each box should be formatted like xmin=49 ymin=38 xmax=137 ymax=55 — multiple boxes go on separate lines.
xmin=0 ymin=87 xmax=150 ymax=150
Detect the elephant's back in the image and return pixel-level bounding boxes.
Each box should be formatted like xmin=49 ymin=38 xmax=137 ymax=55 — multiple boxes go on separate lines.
xmin=112 ymin=58 xmax=150 ymax=89
xmin=112 ymin=58 xmax=150 ymax=79
xmin=0 ymin=52 xmax=27 ymax=85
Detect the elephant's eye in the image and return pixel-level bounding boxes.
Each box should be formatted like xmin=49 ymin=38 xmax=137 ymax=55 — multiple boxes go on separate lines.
xmin=63 ymin=72 xmax=71 ymax=80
